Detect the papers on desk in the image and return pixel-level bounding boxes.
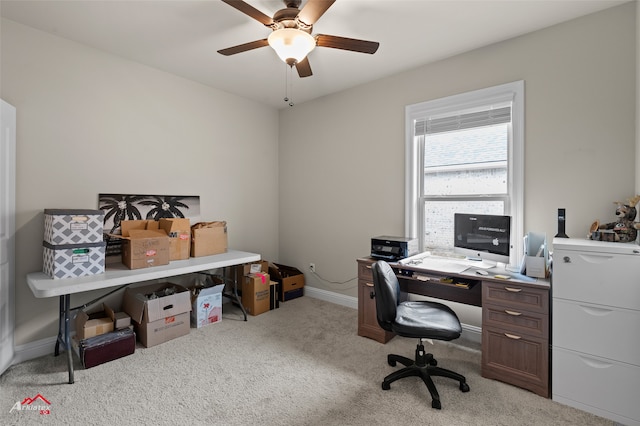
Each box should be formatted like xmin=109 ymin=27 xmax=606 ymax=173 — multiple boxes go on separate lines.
xmin=398 ymin=253 xmax=470 ymax=274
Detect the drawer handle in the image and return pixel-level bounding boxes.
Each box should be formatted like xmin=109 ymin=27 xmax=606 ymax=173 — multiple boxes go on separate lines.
xmin=579 ymin=355 xmax=613 ymax=369
xmin=365 ymin=282 xmax=374 ymax=287
xmin=504 ymin=310 xmax=522 ymax=316
xmin=365 ymin=265 xmax=372 ymax=270
xmin=580 ymin=305 xmax=613 ymax=316
xmin=504 ymin=287 xmax=522 ymax=293
xmin=504 ymin=333 xmax=521 ymax=340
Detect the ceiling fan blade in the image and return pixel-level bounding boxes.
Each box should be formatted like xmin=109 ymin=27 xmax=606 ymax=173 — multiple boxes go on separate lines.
xmin=221 ymin=0 xmax=274 ymax=27
xmin=315 ymin=34 xmax=380 ymax=54
xmin=295 ymin=57 xmax=313 ymax=78
xmin=297 ymin=0 xmax=336 ymax=26
xmin=217 ymin=39 xmax=269 ymax=56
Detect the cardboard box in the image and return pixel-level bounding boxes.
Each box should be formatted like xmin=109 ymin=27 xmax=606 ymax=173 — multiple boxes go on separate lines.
xmin=120 ymin=229 xmax=170 ymax=269
xmin=269 ymin=263 xmax=305 ymax=302
xmin=121 ymin=219 xmax=159 ymax=233
xmin=75 ymin=303 xmax=114 ymax=340
xmin=269 ymin=280 xmax=280 ymax=310
xmin=226 ymin=260 xmax=268 ymax=294
xmin=282 ymin=287 xmax=304 ymax=302
xmin=44 ymin=209 xmax=104 ymax=245
xmin=242 ymin=273 xmax=271 ymax=316
xmin=190 ymin=283 xmax=225 ymax=328
xmin=42 ymin=241 xmax=106 ymax=279
xmin=191 ymin=221 xmax=227 ymax=257
xmin=158 ymin=218 xmax=191 ymax=261
xmin=122 ymin=283 xmax=191 ymax=347
xmin=106 ymin=305 xmax=131 ymax=330
xmin=75 ymin=327 xmax=136 ymax=369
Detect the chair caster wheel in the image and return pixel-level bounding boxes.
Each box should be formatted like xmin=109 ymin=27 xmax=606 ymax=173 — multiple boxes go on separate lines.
xmin=429 ymin=359 xmax=437 ymax=366
xmin=432 ymin=399 xmax=441 ymax=409
xmin=460 ymin=382 xmax=470 ymax=392
xmin=387 ymin=356 xmax=396 ymax=367
xmin=382 ymin=382 xmax=390 ymax=390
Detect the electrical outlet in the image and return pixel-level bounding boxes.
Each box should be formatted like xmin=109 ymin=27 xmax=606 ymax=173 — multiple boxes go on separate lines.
xmin=309 ymin=263 xmax=316 ymax=273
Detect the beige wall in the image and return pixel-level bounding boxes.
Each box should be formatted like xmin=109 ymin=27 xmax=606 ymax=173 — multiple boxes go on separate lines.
xmin=1 ymin=2 xmax=636 ymax=347
xmin=278 ymin=3 xmax=636 ymax=326
xmin=1 ymin=19 xmax=280 ymax=346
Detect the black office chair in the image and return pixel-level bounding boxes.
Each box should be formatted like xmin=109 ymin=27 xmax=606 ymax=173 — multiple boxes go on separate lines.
xmin=371 ymin=260 xmax=470 ymax=409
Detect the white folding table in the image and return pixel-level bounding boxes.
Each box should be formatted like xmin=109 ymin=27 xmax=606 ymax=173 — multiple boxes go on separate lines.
xmin=27 ymin=249 xmax=260 ymax=384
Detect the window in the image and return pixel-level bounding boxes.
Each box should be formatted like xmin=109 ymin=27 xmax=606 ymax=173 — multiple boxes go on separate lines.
xmin=405 ymin=81 xmax=524 ymax=266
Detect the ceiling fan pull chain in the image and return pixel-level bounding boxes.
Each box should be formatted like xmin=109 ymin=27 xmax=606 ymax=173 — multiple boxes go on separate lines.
xmin=284 ymin=64 xmax=294 ymax=107
xmin=283 ymin=64 xmax=289 ymax=104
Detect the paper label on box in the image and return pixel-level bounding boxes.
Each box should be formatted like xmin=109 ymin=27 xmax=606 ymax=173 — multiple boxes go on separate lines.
xmin=70 ymin=221 xmax=89 ymax=231
xmin=72 ymin=254 xmax=89 ymax=264
xmin=146 ymin=249 xmax=157 ymax=257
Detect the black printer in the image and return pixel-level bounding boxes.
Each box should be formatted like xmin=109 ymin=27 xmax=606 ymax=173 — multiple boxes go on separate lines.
xmin=371 ymin=236 xmax=418 ymax=261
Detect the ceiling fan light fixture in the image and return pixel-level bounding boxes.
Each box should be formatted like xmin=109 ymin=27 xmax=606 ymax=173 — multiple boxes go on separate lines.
xmin=268 ymin=28 xmax=316 ymax=65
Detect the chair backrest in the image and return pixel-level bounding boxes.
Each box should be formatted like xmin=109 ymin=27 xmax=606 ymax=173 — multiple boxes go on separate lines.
xmin=371 ymin=261 xmax=401 ymax=332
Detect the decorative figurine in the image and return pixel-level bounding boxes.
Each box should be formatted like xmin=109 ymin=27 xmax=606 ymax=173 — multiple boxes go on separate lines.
xmin=591 ymin=195 xmax=640 ymax=242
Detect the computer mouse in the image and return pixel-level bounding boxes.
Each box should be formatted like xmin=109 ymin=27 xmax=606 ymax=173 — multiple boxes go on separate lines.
xmin=476 ymin=270 xmax=489 ymax=276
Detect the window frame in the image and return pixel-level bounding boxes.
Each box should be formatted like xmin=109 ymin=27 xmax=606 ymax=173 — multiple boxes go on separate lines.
xmin=405 ymin=81 xmax=525 ymax=266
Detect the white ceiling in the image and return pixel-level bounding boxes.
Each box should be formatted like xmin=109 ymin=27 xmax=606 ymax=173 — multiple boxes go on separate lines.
xmin=0 ymin=0 xmax=629 ymax=109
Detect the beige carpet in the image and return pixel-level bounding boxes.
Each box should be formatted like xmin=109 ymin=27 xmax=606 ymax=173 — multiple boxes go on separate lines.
xmin=0 ymin=296 xmax=612 ymax=425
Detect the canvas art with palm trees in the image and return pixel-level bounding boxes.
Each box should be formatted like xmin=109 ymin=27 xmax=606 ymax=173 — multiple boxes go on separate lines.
xmin=98 ymin=193 xmax=201 ymax=234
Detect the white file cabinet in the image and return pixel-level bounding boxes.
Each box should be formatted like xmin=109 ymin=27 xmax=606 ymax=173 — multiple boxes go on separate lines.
xmin=552 ymin=238 xmax=640 ymax=426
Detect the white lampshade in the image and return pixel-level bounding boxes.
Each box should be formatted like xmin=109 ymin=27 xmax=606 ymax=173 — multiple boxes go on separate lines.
xmin=267 ymin=28 xmax=316 ymax=65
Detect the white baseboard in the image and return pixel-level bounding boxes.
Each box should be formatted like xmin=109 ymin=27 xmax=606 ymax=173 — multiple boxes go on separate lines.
xmin=303 ymin=286 xmax=358 ymax=309
xmin=13 ymin=336 xmax=57 ymax=366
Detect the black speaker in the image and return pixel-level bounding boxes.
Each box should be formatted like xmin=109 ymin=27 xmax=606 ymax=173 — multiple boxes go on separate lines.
xmin=555 ymin=208 xmax=569 ymax=238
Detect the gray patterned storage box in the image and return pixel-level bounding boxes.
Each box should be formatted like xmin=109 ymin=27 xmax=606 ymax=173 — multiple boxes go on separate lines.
xmin=43 ymin=241 xmax=106 ymax=279
xmin=44 ymin=209 xmax=104 ymax=245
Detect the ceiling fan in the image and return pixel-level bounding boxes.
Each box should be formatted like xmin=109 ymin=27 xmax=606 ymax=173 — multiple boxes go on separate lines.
xmin=218 ymin=0 xmax=380 ymax=78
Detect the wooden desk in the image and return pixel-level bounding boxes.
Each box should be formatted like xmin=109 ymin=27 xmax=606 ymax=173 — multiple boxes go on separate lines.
xmin=27 ymin=250 xmax=261 ymax=384
xmin=357 ymin=257 xmax=550 ymax=398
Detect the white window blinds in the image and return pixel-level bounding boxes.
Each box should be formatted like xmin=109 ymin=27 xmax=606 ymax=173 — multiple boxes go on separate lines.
xmin=415 ymin=106 xmax=511 ymax=136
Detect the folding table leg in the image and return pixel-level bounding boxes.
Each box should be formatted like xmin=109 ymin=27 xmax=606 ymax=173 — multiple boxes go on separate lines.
xmin=64 ymin=294 xmax=74 ymax=384
xmin=54 ymin=294 xmax=74 ymax=384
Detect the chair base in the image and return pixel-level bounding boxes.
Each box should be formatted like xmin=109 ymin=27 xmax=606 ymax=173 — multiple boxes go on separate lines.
xmin=381 ymin=341 xmax=470 ymax=409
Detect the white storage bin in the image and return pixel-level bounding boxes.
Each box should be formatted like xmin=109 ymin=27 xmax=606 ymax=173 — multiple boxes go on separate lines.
xmin=43 ymin=241 xmax=106 ymax=279
xmin=44 ymin=209 xmax=104 ymax=245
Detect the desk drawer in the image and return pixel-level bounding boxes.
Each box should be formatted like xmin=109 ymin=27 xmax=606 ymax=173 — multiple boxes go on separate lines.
xmin=483 ymin=302 xmax=548 ymax=339
xmin=483 ymin=282 xmax=548 ymax=314
xmin=357 ymin=260 xmax=374 ymax=280
xmin=482 ymin=325 xmax=549 ymax=397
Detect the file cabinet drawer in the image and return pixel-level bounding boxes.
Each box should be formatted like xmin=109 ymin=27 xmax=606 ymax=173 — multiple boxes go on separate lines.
xmin=553 ymin=248 xmax=640 ymax=309
xmin=553 ymin=299 xmax=640 ymax=365
xmin=553 ymin=347 xmax=640 ymax=424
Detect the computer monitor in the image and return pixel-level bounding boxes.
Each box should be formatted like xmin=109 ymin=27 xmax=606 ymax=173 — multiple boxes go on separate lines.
xmin=454 ymin=213 xmax=511 ymax=267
